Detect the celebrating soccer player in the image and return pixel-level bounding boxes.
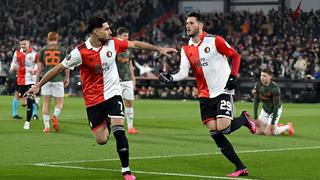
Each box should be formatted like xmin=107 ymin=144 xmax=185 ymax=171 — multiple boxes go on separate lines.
xmin=159 ymin=12 xmax=256 ymax=177
xmin=24 ymin=16 xmax=177 ymax=180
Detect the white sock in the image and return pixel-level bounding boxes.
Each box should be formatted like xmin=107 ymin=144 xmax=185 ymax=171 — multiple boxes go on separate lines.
xmin=43 ymin=114 xmax=50 ymax=128
xmin=273 ymin=125 xmax=290 ymax=135
xmin=125 ymin=107 xmax=134 ymax=129
xmin=121 ymin=167 xmax=131 ymax=173
xmin=53 ymin=107 xmax=61 ymax=117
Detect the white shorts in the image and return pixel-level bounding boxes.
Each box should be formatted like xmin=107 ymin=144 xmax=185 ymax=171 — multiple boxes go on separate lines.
xmin=41 ymin=81 xmax=64 ymax=97
xmin=258 ymin=106 xmax=282 ymax=125
xmin=120 ymin=81 xmax=134 ymax=100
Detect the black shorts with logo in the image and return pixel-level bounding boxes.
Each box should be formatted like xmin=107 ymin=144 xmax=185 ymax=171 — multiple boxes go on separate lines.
xmin=86 ymin=95 xmax=125 ymax=131
xmin=199 ymin=94 xmax=234 ymax=124
xmin=17 ymin=85 xmax=33 ymax=97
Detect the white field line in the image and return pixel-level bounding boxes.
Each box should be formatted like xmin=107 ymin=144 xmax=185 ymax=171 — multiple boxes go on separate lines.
xmin=33 ymin=145 xmax=320 ymax=166
xmin=32 ymin=146 xmax=320 ymax=180
xmin=34 ymin=164 xmax=260 ymax=180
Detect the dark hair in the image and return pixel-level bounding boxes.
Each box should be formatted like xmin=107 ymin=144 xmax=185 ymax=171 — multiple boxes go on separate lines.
xmin=186 ymin=11 xmax=206 ymax=23
xmin=87 ymin=16 xmax=107 ymax=33
xmin=20 ymin=37 xmax=29 ymax=41
xmin=117 ymin=27 xmax=129 ymax=36
xmin=261 ymin=68 xmax=273 ymax=76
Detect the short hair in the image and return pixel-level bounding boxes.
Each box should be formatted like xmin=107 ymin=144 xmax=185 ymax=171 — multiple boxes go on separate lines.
xmin=47 ymin=32 xmax=59 ymax=41
xmin=87 ymin=16 xmax=107 ymax=33
xmin=261 ymin=68 xmax=273 ymax=76
xmin=20 ymin=37 xmax=29 ymax=41
xmin=117 ymin=27 xmax=129 ymax=36
xmin=186 ymin=11 xmax=206 ymax=23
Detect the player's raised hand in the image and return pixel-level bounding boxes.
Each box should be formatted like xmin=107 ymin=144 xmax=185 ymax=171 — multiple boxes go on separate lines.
xmin=23 ymin=84 xmax=40 ymax=97
xmin=158 ymin=47 xmax=177 ymax=56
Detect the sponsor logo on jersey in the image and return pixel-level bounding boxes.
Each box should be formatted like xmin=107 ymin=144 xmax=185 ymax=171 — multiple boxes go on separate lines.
xmin=106 ymin=51 xmax=112 ymax=58
xmin=94 ymin=62 xmax=110 ymax=74
xmin=204 ymin=47 xmax=210 ymax=53
xmin=195 ymin=58 xmax=208 ymax=68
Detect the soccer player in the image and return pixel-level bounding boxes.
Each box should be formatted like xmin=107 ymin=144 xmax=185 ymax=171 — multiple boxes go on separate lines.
xmin=253 ymin=69 xmax=295 ymax=136
xmin=159 ymin=12 xmax=256 ymax=177
xmin=36 ymin=32 xmax=70 ymax=133
xmin=9 ymin=37 xmax=38 ymax=129
xmin=116 ymin=27 xmax=138 ymax=134
xmin=24 ymin=16 xmax=176 ymax=180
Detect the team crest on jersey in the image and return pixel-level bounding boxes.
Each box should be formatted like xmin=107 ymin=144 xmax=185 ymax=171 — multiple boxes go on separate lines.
xmin=204 ymin=47 xmax=210 ymax=53
xmin=106 ymin=51 xmax=112 ymax=57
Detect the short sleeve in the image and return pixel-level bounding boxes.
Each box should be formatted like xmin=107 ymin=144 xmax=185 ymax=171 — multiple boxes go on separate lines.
xmin=37 ymin=49 xmax=43 ymax=64
xmin=215 ymin=35 xmax=236 ymax=57
xmin=35 ymin=53 xmax=39 ymax=63
xmin=113 ymin=37 xmax=128 ymax=53
xmin=61 ymin=48 xmax=82 ymax=70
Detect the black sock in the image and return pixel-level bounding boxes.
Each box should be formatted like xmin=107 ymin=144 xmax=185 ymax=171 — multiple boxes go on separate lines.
xmin=112 ymin=125 xmax=129 ymax=168
xmin=26 ymin=98 xmax=34 ymax=122
xmin=230 ymin=115 xmax=247 ymax=133
xmin=210 ymin=130 xmax=246 ymax=170
xmin=221 ymin=116 xmax=247 ymax=134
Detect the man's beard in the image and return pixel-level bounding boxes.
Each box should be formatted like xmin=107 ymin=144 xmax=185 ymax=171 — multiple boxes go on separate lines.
xmin=188 ymin=29 xmax=200 ymax=38
xmin=98 ymin=36 xmax=112 ymax=44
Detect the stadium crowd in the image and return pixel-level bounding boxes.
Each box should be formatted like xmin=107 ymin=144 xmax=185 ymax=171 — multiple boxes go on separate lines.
xmin=138 ymin=8 xmax=320 ymax=80
xmin=0 ymin=0 xmax=319 ymax=98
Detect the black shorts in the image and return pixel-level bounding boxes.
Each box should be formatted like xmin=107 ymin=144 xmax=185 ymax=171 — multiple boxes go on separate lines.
xmin=199 ymin=94 xmax=234 ymax=124
xmin=17 ymin=85 xmax=33 ymax=97
xmin=86 ymin=95 xmax=125 ymax=131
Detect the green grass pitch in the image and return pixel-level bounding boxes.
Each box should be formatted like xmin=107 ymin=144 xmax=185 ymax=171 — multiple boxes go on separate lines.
xmin=0 ymin=96 xmax=319 ymax=180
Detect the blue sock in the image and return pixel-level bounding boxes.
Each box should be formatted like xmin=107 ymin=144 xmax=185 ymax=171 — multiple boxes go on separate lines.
xmin=32 ymin=103 xmax=38 ymax=116
xmin=12 ymin=98 xmax=19 ymax=117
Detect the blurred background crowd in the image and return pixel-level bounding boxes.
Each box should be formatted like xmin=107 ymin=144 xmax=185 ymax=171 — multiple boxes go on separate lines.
xmin=0 ymin=0 xmax=319 ymax=100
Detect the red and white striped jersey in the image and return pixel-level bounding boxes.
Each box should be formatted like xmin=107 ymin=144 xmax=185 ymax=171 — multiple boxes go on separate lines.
xmin=10 ymin=48 xmax=38 ymax=85
xmin=172 ymin=32 xmax=240 ymax=98
xmin=61 ymin=37 xmax=128 ymax=107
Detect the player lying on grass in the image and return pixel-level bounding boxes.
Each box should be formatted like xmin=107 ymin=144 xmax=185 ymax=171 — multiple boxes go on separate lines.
xmin=253 ymin=68 xmax=295 ymax=136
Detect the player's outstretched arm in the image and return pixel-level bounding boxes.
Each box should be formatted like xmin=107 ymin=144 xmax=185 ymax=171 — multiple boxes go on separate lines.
xmin=127 ymin=40 xmax=177 ymax=56
xmin=24 ymin=63 xmax=66 ymax=96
